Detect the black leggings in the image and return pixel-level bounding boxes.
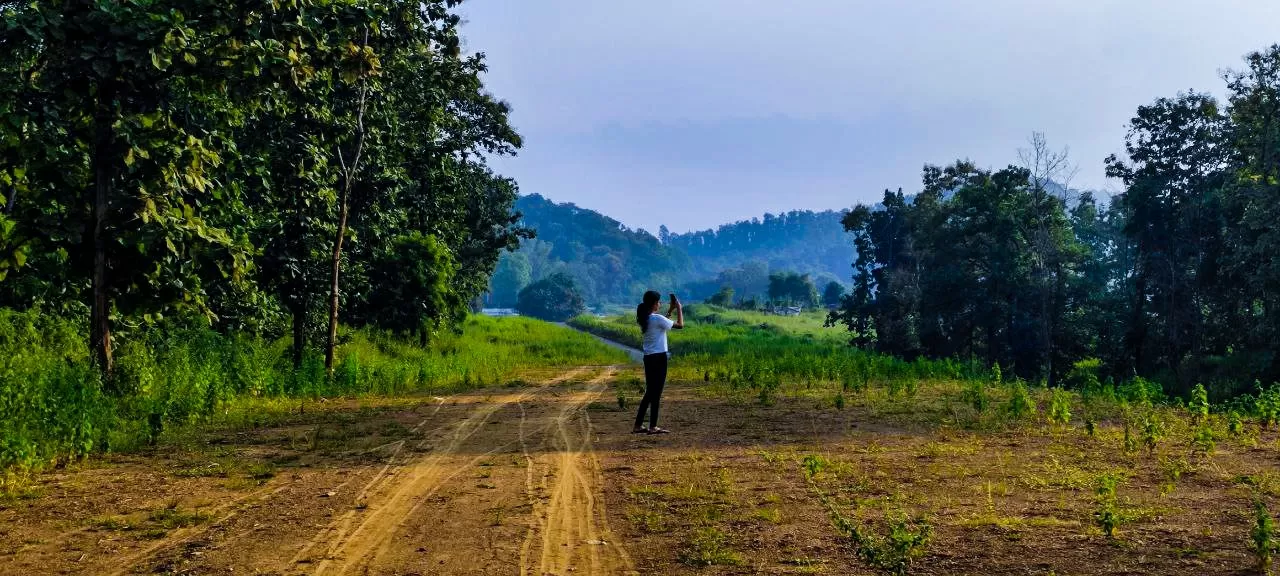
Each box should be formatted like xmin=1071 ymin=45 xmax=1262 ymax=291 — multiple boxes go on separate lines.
xmin=635 ymin=353 xmax=668 ymax=429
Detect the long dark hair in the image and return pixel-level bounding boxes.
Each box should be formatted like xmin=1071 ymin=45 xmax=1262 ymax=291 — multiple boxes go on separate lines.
xmin=636 ymin=290 xmax=661 ymax=331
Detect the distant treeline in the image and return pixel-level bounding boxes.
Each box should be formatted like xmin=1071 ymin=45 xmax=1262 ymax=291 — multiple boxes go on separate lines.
xmin=490 ymin=194 xmax=852 ymax=307
xmin=830 ymin=45 xmax=1280 ymax=399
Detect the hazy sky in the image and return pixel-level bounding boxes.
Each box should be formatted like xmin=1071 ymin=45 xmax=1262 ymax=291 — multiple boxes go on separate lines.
xmin=458 ymin=1 xmax=1280 ymax=233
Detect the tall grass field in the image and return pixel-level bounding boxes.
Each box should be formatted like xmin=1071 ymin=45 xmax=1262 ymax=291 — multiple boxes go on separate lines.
xmin=0 ymin=310 xmax=625 ymax=488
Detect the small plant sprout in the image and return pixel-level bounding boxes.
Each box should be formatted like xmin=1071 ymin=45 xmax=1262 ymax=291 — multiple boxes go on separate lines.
xmin=1253 ymin=499 xmax=1277 ymax=574
xmin=962 ymin=378 xmax=987 ymax=413
xmin=1123 ymin=419 xmax=1138 ymax=454
xmin=1142 ymin=413 xmax=1165 ymax=455
xmin=1093 ymin=473 xmax=1123 ymax=539
xmin=1192 ymin=424 xmax=1215 ymax=456
xmin=1189 ymin=383 xmax=1210 ymax=425
xmin=1259 ymin=382 xmax=1280 ymax=429
xmin=1085 ymin=416 xmax=1097 ymax=436
xmin=835 ymin=393 xmax=846 ymax=410
xmin=802 ymin=454 xmax=830 ymax=480
xmin=828 ymin=503 xmax=932 ymax=576
xmin=1007 ymin=380 xmax=1036 ymax=420
xmin=1230 ymin=410 xmax=1245 ymax=436
xmin=1048 ymin=388 xmax=1071 ymax=426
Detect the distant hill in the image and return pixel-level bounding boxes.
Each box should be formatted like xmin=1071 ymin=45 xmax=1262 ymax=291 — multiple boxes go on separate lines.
xmin=667 ymin=210 xmax=854 ymax=288
xmin=489 ymin=195 xmax=857 ymax=307
xmin=487 ymin=194 xmax=690 ymax=308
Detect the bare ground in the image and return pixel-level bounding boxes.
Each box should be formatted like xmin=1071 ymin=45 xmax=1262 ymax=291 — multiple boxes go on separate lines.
xmin=2 ymin=365 xmax=1278 ymax=575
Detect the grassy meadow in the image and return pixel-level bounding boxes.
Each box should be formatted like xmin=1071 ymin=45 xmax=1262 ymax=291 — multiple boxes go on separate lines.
xmin=0 ymin=310 xmax=626 ymax=488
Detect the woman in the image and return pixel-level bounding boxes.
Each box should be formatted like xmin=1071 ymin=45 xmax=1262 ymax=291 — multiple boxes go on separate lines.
xmin=634 ymin=290 xmax=683 ymax=434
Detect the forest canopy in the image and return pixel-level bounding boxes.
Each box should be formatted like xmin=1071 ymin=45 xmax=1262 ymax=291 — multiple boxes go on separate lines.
xmin=829 ymin=44 xmax=1280 ymax=400
xmin=0 ymin=0 xmax=529 ymax=371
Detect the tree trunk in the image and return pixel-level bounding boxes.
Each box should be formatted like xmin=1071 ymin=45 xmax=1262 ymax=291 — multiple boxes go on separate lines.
xmin=90 ymin=84 xmax=115 ymax=378
xmin=324 ymin=193 xmax=349 ymax=372
xmin=1128 ymin=268 xmax=1148 ymax=375
xmin=292 ymin=301 xmax=306 ymax=369
xmin=323 ymin=27 xmax=369 ymax=374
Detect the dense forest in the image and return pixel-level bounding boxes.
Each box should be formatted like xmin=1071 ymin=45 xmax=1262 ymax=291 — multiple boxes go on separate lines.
xmin=489 ymin=195 xmax=854 ymax=307
xmin=0 ymin=0 xmax=533 ymax=471
xmin=0 ymin=0 xmax=525 ymax=370
xmin=830 ymin=44 xmax=1280 ymax=399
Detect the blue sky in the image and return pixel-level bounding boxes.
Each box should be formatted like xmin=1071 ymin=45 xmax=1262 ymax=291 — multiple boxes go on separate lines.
xmin=458 ymin=1 xmax=1280 ymax=233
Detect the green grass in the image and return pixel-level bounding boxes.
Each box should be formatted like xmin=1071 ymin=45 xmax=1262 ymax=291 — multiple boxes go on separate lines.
xmin=570 ymin=304 xmax=987 ymax=388
xmin=0 ymin=309 xmax=626 ymax=488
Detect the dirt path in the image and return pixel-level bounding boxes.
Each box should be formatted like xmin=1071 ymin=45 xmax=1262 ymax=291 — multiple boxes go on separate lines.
xmin=521 ymin=367 xmax=637 ymax=576
xmin=0 ymin=365 xmax=638 ymax=576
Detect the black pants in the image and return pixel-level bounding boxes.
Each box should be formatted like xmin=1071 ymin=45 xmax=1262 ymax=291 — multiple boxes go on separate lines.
xmin=635 ymin=353 xmax=668 ymax=429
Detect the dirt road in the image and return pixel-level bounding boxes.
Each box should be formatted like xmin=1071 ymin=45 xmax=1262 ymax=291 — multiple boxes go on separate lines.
xmin=0 ymin=366 xmax=638 ymax=576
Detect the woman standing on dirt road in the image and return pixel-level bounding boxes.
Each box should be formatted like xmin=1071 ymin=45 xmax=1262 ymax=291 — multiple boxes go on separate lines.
xmin=634 ymin=290 xmax=683 ymax=434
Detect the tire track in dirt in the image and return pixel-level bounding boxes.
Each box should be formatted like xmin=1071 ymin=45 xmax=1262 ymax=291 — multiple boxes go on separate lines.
xmin=95 ymin=395 xmax=462 ymax=576
xmin=522 ymin=367 xmax=637 ymax=576
xmin=296 ymin=366 xmax=595 ymax=575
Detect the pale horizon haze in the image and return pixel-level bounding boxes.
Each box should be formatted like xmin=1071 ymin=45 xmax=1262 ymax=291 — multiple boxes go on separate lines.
xmin=458 ymin=1 xmax=1280 ymax=234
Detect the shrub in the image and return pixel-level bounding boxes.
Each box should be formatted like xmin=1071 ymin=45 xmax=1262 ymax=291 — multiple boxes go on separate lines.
xmin=1189 ymin=383 xmax=1210 ymax=425
xmin=515 ymin=273 xmax=587 ymax=322
xmin=1006 ymin=380 xmax=1036 ymax=420
xmin=1047 ymin=388 xmax=1071 ymax=426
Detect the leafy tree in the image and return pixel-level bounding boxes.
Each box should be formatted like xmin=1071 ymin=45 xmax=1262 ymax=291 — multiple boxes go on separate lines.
xmin=490 ymin=252 xmax=532 ymax=308
xmin=516 ymin=272 xmax=586 ymax=322
xmin=767 ymin=272 xmax=819 ymax=308
xmin=363 ymin=232 xmax=463 ymax=345
xmin=707 ymin=286 xmax=735 ymax=307
xmin=0 ymin=0 xmax=333 ymax=376
xmin=822 ymin=281 xmax=846 ymax=308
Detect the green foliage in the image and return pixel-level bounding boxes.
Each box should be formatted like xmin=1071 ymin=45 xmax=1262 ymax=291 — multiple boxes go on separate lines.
xmin=767 ymin=272 xmax=820 ymax=308
xmin=1093 ymin=473 xmax=1124 ymax=538
xmin=0 ymin=0 xmax=528 ymax=374
xmin=672 ymin=210 xmax=855 ymax=300
xmin=802 ymin=454 xmax=830 ymax=479
xmin=1258 ymin=383 xmax=1280 ymax=428
xmin=824 ymin=45 xmax=1280 ymax=401
xmin=1189 ymin=383 xmax=1210 ymax=425
xmin=515 ymin=273 xmax=587 ymax=322
xmin=509 ymin=195 xmax=687 ymax=306
xmin=364 ymin=233 xmax=464 ymax=336
xmin=961 ymin=378 xmax=987 ymax=413
xmin=1192 ymin=424 xmax=1215 ymax=455
xmin=0 ymin=311 xmax=624 ymax=484
xmin=823 ymin=281 xmax=846 ymax=308
xmin=1063 ymin=358 xmax=1102 ymax=392
xmin=677 ymin=527 xmax=741 ymax=567
xmin=488 ymin=252 xmax=531 ymax=308
xmin=1230 ymin=411 xmax=1245 ymax=436
xmin=1006 ymin=380 xmax=1036 ymax=420
xmin=1047 ymin=387 xmax=1072 ymax=426
xmin=1122 ymin=420 xmax=1138 ymax=454
xmin=1141 ymin=412 xmax=1166 ymax=455
xmin=827 ymin=504 xmax=932 ymax=576
xmin=570 ymin=306 xmax=988 ymax=394
xmin=706 ymin=286 xmax=735 ymax=307
xmin=1254 ymin=499 xmax=1277 ymax=574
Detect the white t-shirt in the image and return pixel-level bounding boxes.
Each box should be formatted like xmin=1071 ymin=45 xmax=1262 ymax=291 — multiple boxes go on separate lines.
xmin=642 ymin=313 xmax=675 ymax=355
